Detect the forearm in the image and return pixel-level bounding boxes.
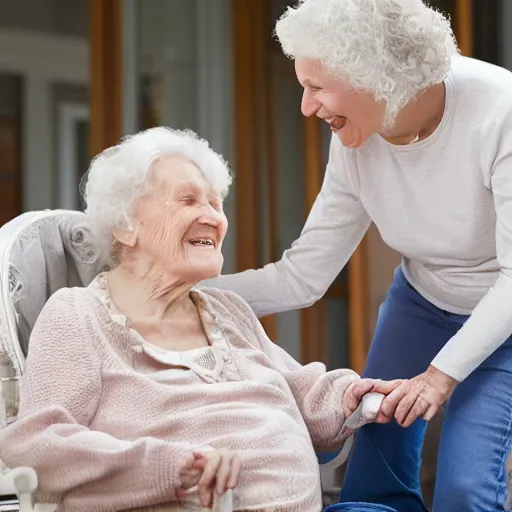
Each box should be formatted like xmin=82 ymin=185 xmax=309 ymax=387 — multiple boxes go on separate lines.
xmin=204 ymin=138 xmax=371 ymax=317
xmin=431 ymin=272 xmax=512 ymax=381
xmin=206 ymin=261 xmax=321 ymax=317
xmin=0 ymin=407 xmax=191 ymax=510
xmin=290 ymin=365 xmax=360 ymax=451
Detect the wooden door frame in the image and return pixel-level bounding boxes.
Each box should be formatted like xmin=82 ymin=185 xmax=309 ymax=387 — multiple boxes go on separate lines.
xmin=89 ymin=0 xmax=123 ymax=158
xmin=455 ymin=0 xmax=473 ymax=57
xmin=232 ymin=0 xmax=278 ymax=339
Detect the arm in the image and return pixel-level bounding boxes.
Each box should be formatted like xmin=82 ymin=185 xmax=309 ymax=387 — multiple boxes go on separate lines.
xmin=430 ymin=115 xmax=512 ymax=382
xmin=206 ymin=136 xmax=371 ymax=317
xmin=0 ymin=290 xmax=192 ymax=511
xmin=226 ymin=292 xmax=362 ymax=451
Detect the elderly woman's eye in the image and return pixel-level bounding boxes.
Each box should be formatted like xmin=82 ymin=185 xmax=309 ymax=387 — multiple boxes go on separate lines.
xmin=181 ymin=197 xmax=196 ymax=205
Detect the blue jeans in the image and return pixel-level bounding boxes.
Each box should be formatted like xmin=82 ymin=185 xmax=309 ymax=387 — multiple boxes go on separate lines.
xmin=339 ymin=266 xmax=512 ymax=512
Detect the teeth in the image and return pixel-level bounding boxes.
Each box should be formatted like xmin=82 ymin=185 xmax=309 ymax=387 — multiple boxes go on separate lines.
xmin=190 ymin=239 xmax=214 ymax=246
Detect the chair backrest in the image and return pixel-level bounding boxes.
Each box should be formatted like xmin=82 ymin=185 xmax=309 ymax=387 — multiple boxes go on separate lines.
xmin=0 ymin=210 xmax=109 ymax=376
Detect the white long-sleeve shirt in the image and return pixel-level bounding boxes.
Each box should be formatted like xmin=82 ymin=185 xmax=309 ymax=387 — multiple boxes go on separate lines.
xmin=208 ymin=56 xmax=512 ymax=382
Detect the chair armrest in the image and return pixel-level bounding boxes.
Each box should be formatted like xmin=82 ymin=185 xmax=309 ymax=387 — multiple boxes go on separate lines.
xmin=320 ymin=392 xmax=385 ymax=470
xmin=212 ymin=489 xmax=233 ymax=512
xmin=0 ymin=467 xmax=37 ymax=512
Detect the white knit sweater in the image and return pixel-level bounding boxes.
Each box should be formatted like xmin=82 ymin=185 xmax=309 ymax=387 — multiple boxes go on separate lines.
xmin=208 ymin=56 xmax=512 ymax=382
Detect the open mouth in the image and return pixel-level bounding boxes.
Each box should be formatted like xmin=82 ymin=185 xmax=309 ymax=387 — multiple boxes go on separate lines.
xmin=189 ymin=238 xmax=215 ymax=248
xmin=328 ymin=116 xmax=347 ymax=132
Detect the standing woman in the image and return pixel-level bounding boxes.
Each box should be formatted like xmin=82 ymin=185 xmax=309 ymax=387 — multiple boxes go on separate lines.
xmin=207 ymin=0 xmax=512 ymax=510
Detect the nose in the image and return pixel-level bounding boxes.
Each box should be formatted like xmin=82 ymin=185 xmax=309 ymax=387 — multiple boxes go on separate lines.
xmin=301 ymin=88 xmax=321 ymax=117
xmin=198 ymin=204 xmax=224 ymax=227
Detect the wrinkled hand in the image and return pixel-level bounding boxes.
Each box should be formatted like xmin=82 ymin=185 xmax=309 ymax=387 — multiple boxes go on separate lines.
xmin=342 ymin=378 xmax=404 ymax=420
xmin=377 ymin=366 xmax=458 ymax=427
xmin=178 ymin=448 xmax=241 ymax=507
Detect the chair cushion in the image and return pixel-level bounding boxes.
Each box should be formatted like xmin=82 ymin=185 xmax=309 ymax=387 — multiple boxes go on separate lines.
xmin=0 ymin=210 xmax=109 ymax=371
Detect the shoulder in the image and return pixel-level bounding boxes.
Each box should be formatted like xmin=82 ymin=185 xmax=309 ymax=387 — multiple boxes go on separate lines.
xmin=451 ymin=56 xmax=512 ymax=91
xmin=21 ymin=285 xmax=103 ymax=381
xmin=31 ymin=285 xmax=102 ymax=349
xmin=194 ymin=286 xmax=254 ymax=317
xmin=40 ymin=285 xmax=96 ymax=319
xmin=450 ymin=56 xmax=512 ymax=119
xmin=193 ymin=286 xmax=259 ymax=332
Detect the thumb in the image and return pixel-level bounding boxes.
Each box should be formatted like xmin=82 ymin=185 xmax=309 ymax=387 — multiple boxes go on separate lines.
xmin=351 ymin=379 xmax=376 ymax=401
xmin=179 ymin=452 xmax=196 ymax=470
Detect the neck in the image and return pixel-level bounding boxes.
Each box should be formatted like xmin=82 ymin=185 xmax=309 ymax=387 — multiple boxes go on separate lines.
xmin=380 ymin=82 xmax=446 ymax=145
xmin=107 ymin=254 xmax=198 ymax=326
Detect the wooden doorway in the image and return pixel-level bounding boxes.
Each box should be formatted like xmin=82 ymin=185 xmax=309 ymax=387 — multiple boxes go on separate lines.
xmin=232 ymin=0 xmax=368 ymax=371
xmin=89 ymin=0 xmax=122 ymax=158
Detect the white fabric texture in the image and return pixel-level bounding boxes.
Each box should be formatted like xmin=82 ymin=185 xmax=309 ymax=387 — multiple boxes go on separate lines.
xmin=207 ymin=55 xmax=512 ymax=382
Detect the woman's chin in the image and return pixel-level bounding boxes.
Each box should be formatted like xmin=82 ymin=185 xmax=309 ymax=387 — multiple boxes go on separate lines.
xmin=336 ymin=124 xmax=369 ymax=148
xmin=180 ymin=257 xmax=223 ymax=284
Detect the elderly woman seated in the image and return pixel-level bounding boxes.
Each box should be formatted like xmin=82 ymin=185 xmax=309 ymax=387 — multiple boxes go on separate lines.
xmin=0 ymin=128 xmax=398 ymax=512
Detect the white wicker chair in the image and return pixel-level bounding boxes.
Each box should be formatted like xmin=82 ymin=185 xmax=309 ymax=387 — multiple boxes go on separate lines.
xmin=0 ymin=210 xmax=382 ymax=512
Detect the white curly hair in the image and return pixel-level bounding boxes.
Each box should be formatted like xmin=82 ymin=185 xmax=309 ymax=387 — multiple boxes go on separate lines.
xmin=275 ymin=0 xmax=459 ymax=126
xmin=82 ymin=127 xmax=232 ymax=261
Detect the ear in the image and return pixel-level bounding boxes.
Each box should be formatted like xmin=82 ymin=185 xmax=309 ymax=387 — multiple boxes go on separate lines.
xmin=112 ymin=224 xmax=138 ymax=248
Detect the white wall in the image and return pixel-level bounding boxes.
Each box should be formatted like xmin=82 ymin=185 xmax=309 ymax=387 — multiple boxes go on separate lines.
xmin=0 ymin=27 xmax=88 ymax=212
xmin=135 ymin=0 xmax=236 ymax=273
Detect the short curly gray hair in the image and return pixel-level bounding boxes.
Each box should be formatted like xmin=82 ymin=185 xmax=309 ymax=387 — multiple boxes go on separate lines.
xmin=82 ymin=127 xmax=232 ymax=262
xmin=275 ymin=0 xmax=458 ymax=126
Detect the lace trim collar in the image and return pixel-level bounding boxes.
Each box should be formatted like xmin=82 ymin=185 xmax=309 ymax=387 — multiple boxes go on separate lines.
xmin=90 ymin=273 xmax=240 ymax=382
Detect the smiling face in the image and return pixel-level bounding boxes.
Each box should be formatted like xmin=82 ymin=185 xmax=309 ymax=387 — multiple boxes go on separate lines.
xmin=295 ymin=58 xmax=386 ymax=148
xmin=130 ymin=155 xmax=228 ymax=283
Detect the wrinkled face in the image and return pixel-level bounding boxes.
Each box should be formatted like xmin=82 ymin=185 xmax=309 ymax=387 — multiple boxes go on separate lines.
xmin=295 ymin=58 xmax=385 ymax=148
xmin=132 ymin=156 xmax=228 ymax=282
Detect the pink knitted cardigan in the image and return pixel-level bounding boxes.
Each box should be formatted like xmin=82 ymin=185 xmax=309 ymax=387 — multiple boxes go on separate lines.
xmin=0 ymin=276 xmax=360 ymax=511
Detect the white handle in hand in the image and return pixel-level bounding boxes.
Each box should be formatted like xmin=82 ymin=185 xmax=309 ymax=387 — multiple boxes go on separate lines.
xmin=361 ymin=392 xmax=385 ymax=421
xmin=212 ymin=489 xmax=233 ymax=512
xmin=345 ymin=392 xmax=385 ymax=430
xmin=319 ymin=392 xmax=386 ymax=470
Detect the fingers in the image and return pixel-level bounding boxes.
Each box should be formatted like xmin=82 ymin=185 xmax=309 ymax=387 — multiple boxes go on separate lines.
xmin=377 ymin=383 xmax=409 ymax=423
xmin=423 ymin=403 xmax=438 ymax=423
xmin=402 ymin=398 xmax=430 ymax=427
xmin=194 ymin=449 xmax=241 ymax=507
xmin=197 ymin=451 xmax=222 ymax=507
xmin=179 ymin=452 xmax=196 ymax=471
xmin=343 ymin=379 xmax=374 ymax=416
xmin=371 ymin=379 xmax=404 ymax=395
xmin=351 ymin=379 xmax=376 ymax=401
xmin=228 ymin=454 xmax=241 ymax=489
xmin=215 ymin=452 xmax=233 ymax=495
xmin=394 ymin=389 xmax=418 ymax=425
xmin=216 ymin=452 xmax=241 ymax=495
xmin=178 ymin=452 xmax=203 ymax=493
